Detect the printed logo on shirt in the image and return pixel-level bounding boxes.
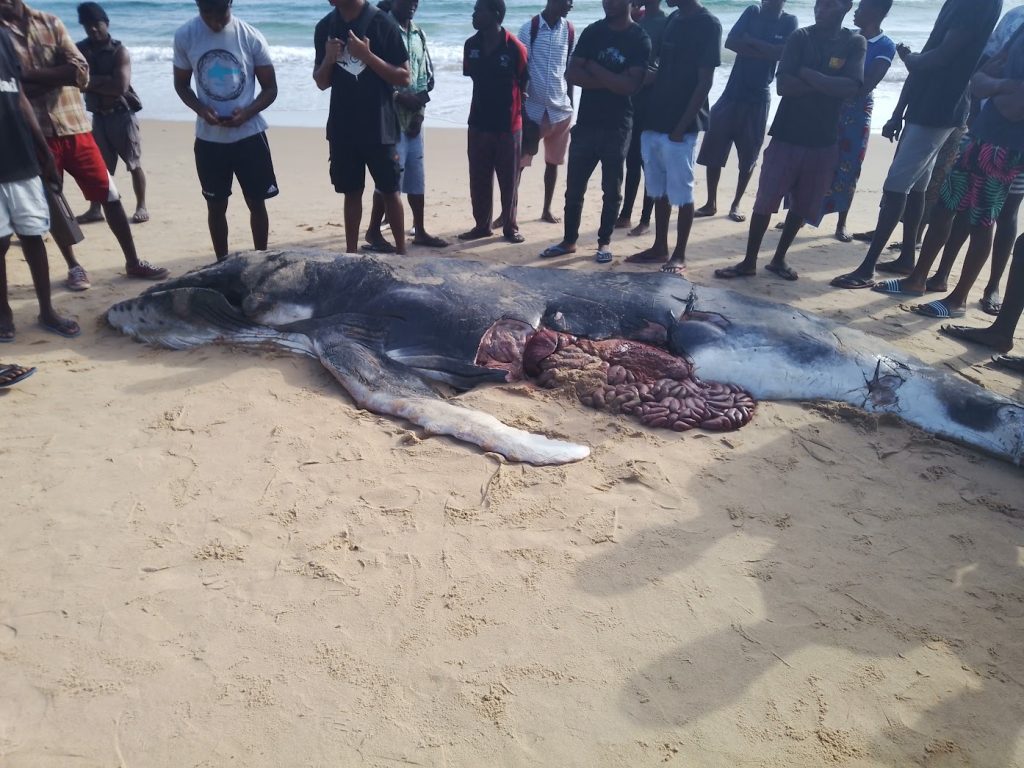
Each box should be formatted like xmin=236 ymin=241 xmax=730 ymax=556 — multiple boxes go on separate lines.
xmin=596 ymin=47 xmax=626 ymax=70
xmin=828 ymin=56 xmax=846 ymax=70
xmin=336 ymin=45 xmax=367 ymax=78
xmin=498 ymin=53 xmax=511 ymax=70
xmin=196 ymin=49 xmax=245 ymax=102
xmin=0 ymin=77 xmax=18 ymax=93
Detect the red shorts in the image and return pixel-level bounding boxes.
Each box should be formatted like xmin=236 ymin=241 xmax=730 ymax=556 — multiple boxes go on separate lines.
xmin=47 ymin=133 xmax=115 ymax=203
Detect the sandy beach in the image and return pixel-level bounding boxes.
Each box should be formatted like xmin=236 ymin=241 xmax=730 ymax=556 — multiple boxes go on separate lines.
xmin=1 ymin=120 xmax=1023 ymax=767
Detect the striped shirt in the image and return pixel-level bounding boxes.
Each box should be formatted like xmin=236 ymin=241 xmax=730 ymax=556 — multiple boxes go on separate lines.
xmin=518 ymin=15 xmax=573 ymax=124
xmin=1 ymin=4 xmax=90 ymax=138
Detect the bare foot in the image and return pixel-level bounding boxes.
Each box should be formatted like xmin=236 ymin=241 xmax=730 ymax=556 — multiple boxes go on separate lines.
xmin=939 ymin=324 xmax=1014 ymax=353
xmin=491 ymin=215 xmax=505 ymax=230
xmin=458 ymin=227 xmax=493 ymax=241
xmin=627 ymin=222 xmax=650 ymax=237
xmin=131 ymin=207 xmax=150 ymax=224
xmin=694 ymin=204 xmax=716 ymax=218
xmin=727 ymin=209 xmax=746 ymax=223
xmin=614 ymin=216 xmax=631 ymax=229
xmin=541 ymin=210 xmax=560 ymax=224
xmin=76 ymin=207 xmax=104 ymax=224
xmin=625 ymin=247 xmax=669 ymax=264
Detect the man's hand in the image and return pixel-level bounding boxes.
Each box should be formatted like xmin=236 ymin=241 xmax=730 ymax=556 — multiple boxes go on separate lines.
xmin=395 ymin=91 xmax=422 ymax=110
xmin=669 ymin=129 xmax=687 ymax=143
xmin=219 ymin=106 xmax=252 ymax=128
xmin=895 ymin=42 xmax=921 ymax=71
xmin=40 ymin=153 xmax=61 ymax=191
xmin=324 ymin=37 xmax=344 ymax=65
xmin=881 ymin=115 xmax=903 ymax=142
xmin=198 ymin=105 xmax=222 ymax=126
xmin=347 ymin=31 xmax=372 ymax=63
xmin=406 ymin=112 xmax=424 ymax=139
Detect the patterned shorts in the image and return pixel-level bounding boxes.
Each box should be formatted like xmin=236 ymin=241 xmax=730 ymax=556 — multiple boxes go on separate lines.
xmin=940 ymin=138 xmax=1024 ymax=227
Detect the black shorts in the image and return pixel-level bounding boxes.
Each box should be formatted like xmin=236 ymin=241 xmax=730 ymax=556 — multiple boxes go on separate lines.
xmin=696 ymin=98 xmax=770 ymax=175
xmin=329 ymin=141 xmax=401 ymax=195
xmin=195 ymin=132 xmax=279 ymax=202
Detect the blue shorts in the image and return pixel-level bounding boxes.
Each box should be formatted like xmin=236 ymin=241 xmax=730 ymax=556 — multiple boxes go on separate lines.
xmin=396 ymin=132 xmax=425 ymax=196
xmin=640 ymin=131 xmax=697 ymax=207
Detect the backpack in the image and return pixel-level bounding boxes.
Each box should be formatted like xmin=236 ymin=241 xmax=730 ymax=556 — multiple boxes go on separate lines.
xmin=529 ymin=14 xmax=575 ymax=66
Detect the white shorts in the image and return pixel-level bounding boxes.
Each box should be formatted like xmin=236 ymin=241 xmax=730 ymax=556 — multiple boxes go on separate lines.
xmin=0 ymin=176 xmax=49 ymax=239
xmin=640 ymin=131 xmax=697 ymax=206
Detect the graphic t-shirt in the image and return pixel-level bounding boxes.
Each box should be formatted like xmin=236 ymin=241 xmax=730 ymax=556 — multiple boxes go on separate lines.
xmin=0 ymin=29 xmax=39 ymax=183
xmin=904 ymin=0 xmax=1001 ymax=129
xmin=464 ymin=29 xmax=528 ymax=133
xmin=722 ymin=4 xmax=799 ymax=102
xmin=769 ymin=25 xmax=866 ymax=148
xmin=314 ymin=5 xmax=408 ymax=146
xmin=644 ymin=7 xmax=722 ymax=135
xmin=573 ymin=18 xmax=651 ymax=133
xmin=173 ymin=15 xmax=273 ymax=143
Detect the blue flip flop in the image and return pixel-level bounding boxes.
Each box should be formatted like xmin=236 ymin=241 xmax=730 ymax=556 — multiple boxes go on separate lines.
xmin=910 ymin=301 xmax=965 ymax=319
xmin=871 ymin=279 xmax=924 ymax=297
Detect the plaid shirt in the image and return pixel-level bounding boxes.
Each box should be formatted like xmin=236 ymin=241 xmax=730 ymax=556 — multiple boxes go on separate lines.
xmin=1 ymin=4 xmax=90 ymax=137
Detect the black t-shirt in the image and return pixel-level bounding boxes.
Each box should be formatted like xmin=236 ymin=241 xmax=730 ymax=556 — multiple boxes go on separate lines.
xmin=722 ymin=5 xmax=799 ymax=102
xmin=464 ymin=29 xmax=528 ymax=133
xmin=573 ymin=18 xmax=651 ymax=133
xmin=0 ymin=30 xmax=39 ymax=184
xmin=768 ymin=25 xmax=866 ymax=148
xmin=644 ymin=7 xmax=722 ymax=135
xmin=314 ymin=4 xmax=408 ymax=145
xmin=904 ymin=0 xmax=1001 ymax=128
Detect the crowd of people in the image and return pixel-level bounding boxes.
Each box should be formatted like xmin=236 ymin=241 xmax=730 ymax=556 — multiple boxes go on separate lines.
xmin=1 ymin=0 xmax=1023 ymax=390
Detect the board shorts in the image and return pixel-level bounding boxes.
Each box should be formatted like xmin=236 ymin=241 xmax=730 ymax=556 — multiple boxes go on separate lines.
xmin=939 ymin=137 xmax=1024 ymax=227
xmin=0 ymin=176 xmax=49 ymax=238
xmin=195 ymin=132 xmax=279 ymax=202
xmin=47 ymin=133 xmax=119 ymax=203
xmin=92 ymin=109 xmax=142 ymax=173
xmin=753 ymin=139 xmax=839 ymax=221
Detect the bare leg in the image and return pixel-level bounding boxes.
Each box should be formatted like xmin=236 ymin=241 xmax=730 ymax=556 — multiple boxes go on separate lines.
xmin=715 ymin=211 xmax=771 ymax=278
xmin=926 ymin=209 xmax=970 ymax=292
xmin=101 ymin=199 xmax=144 ymax=268
xmin=130 ymin=166 xmax=149 ymax=222
xmin=344 ymin=194 xmax=362 ymax=254
xmin=899 ymin=204 xmax=956 ymax=293
xmin=729 ymin=167 xmax=754 ymax=222
xmin=245 ymin=196 xmax=269 ymax=251
xmin=937 ymin=223 xmax=997 ymax=311
xmin=766 ymin=209 xmax=804 ymax=278
xmin=625 ymin=197 xmax=670 ymax=263
xmin=207 ymin=198 xmax=229 ymax=260
xmin=842 ymin=190 xmax=909 ymax=280
xmin=878 ymin=189 xmax=926 ymax=273
xmin=363 ymin=191 xmax=393 ymax=249
xmin=981 ymin=192 xmax=1023 ymax=311
xmin=664 ymin=202 xmax=695 ymax=272
xmin=381 ymin=192 xmax=406 ymax=255
xmin=695 ymin=166 xmax=721 ymax=217
xmin=0 ymin=234 xmax=77 ymax=335
xmin=542 ymin=163 xmax=560 ymax=223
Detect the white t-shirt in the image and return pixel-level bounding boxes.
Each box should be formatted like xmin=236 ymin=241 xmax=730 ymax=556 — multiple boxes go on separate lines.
xmin=173 ymin=15 xmax=273 ymax=143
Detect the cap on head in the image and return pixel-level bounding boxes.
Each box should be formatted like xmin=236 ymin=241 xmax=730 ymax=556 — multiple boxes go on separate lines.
xmin=76 ymin=1 xmax=109 ymax=25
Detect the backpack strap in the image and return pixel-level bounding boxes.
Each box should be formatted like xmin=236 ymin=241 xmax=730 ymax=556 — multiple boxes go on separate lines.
xmin=529 ymin=14 xmax=540 ymax=50
xmin=566 ymin=20 xmax=575 ymax=65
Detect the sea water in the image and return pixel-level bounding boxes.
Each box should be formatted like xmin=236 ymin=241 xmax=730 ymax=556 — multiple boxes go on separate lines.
xmin=36 ymin=0 xmax=1024 ymax=131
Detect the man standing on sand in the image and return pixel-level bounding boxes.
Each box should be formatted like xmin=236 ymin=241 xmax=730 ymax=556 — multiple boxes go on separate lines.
xmin=0 ymin=26 xmax=79 ymax=340
xmin=0 ymin=0 xmax=167 ymax=291
xmin=694 ymin=0 xmax=797 ymax=224
xmin=714 ymin=0 xmax=864 ymax=283
xmin=538 ymin=0 xmax=650 ymax=263
xmin=75 ymin=2 xmax=149 ymax=227
xmin=362 ymin=0 xmax=448 ymax=253
xmin=174 ymin=0 xmax=279 ymax=262
xmin=516 ymin=0 xmax=574 ymax=227
xmin=314 ymin=0 xmax=410 ymax=255
xmin=830 ymin=0 xmax=1002 ymax=290
xmin=459 ymin=0 xmax=529 ymax=244
xmin=623 ymin=0 xmax=721 ymax=276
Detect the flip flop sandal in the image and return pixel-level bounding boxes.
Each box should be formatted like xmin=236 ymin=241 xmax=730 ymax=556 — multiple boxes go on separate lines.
xmin=413 ymin=235 xmax=449 ymax=248
xmin=925 ymin=276 xmax=948 ymax=293
xmin=0 ymin=324 xmax=14 ymax=343
xmin=991 ymin=354 xmax=1024 ymax=374
xmin=595 ymin=248 xmax=613 ymax=264
xmin=39 ymin=316 xmax=81 ymax=338
xmin=714 ymin=264 xmax=757 ymax=279
xmin=910 ymin=301 xmax=965 ymax=319
xmin=764 ymin=263 xmax=798 ymax=281
xmin=871 ymin=279 xmax=924 ymax=297
xmin=727 ymin=211 xmax=746 ymax=223
xmin=457 ymin=229 xmax=492 ymax=241
xmin=540 ymin=244 xmax=574 ymax=259
xmin=660 ymin=261 xmax=686 ymax=275
xmin=0 ymin=364 xmax=36 ymax=388
xmin=830 ymin=274 xmax=875 ymax=289
xmin=980 ymin=296 xmax=1002 ymax=316
xmin=851 ymin=231 xmax=875 ymax=242
xmin=361 ymin=241 xmax=396 ymax=254
xmin=504 ymin=231 xmax=526 ymax=244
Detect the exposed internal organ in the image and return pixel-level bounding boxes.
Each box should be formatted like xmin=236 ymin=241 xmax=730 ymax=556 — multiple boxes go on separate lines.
xmin=524 ymin=329 xmax=756 ymax=432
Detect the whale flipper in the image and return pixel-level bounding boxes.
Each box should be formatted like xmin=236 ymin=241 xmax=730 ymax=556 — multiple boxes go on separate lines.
xmin=313 ymin=330 xmax=590 ymax=466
